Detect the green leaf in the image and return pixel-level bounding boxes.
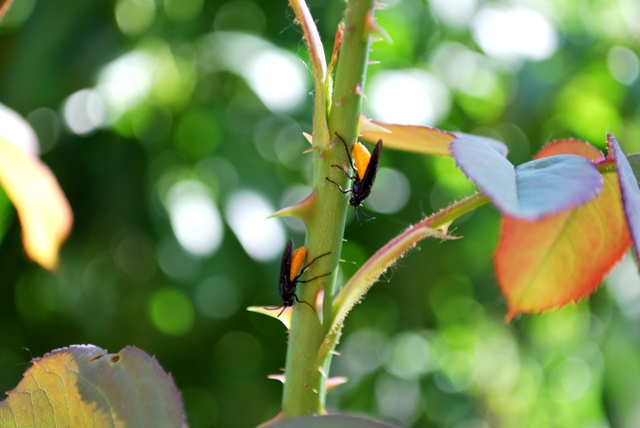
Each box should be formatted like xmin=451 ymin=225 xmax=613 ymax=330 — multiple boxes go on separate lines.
xmin=0 ymin=345 xmax=185 ymax=427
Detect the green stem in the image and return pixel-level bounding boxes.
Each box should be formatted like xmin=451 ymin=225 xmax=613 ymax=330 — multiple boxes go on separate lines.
xmin=281 ymin=0 xmax=376 ymax=418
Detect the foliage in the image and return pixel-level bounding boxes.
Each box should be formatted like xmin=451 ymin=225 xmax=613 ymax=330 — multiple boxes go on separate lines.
xmin=1 ymin=0 xmax=640 ymax=427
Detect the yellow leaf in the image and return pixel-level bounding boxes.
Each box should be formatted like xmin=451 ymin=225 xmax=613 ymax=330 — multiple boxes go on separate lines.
xmin=0 ymin=135 xmax=72 ymax=270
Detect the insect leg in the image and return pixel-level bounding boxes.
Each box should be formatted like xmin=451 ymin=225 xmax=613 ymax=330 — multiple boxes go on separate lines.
xmin=357 ymin=205 xmax=376 ymax=221
xmin=277 ymin=305 xmax=287 ymax=317
xmin=335 ymin=133 xmax=357 ymax=172
xmin=293 ymin=294 xmax=316 ymax=313
xmin=331 ymin=164 xmax=356 ymax=180
xmin=325 ymin=178 xmax=351 ymax=194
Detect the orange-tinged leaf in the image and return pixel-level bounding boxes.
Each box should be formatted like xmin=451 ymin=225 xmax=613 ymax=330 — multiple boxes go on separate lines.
xmin=360 ymin=121 xmax=508 ymax=157
xmin=0 ymin=345 xmax=185 ymax=428
xmin=0 ymin=135 xmax=73 ymax=270
xmin=495 ymin=140 xmax=631 ymax=320
xmin=361 ymin=121 xmax=456 ymax=156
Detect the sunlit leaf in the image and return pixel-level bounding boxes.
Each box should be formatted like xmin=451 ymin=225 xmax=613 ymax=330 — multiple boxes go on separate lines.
xmin=0 ymin=345 xmax=185 ymax=427
xmin=495 ymin=140 xmax=631 ymax=320
xmin=360 ymin=121 xmax=508 ymax=157
xmin=452 ymin=135 xmax=603 ymax=220
xmin=0 ymin=136 xmax=72 ymax=270
xmin=609 ymin=134 xmax=640 ymax=266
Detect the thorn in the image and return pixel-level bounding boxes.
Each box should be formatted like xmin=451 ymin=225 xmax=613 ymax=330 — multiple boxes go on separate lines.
xmin=267 ymin=190 xmax=317 ymax=225
xmin=247 ymin=306 xmax=292 ymax=329
xmin=330 ymin=350 xmax=341 ymax=356
xmin=303 ymin=132 xmax=313 ymax=144
xmin=327 ymin=376 xmax=348 ymax=392
xmin=368 ymin=60 xmax=381 ymax=65
xmin=303 ymin=147 xmax=319 ymax=154
xmin=267 ymin=374 xmax=286 ymax=384
xmin=364 ymin=11 xmax=392 ymax=43
xmin=359 ymin=114 xmax=391 ymax=134
xmin=355 ymin=84 xmax=366 ymax=98
xmin=318 ymin=366 xmax=328 ymax=378
xmin=328 ymin=20 xmax=345 ymax=77
xmin=371 ymin=37 xmax=384 ymax=43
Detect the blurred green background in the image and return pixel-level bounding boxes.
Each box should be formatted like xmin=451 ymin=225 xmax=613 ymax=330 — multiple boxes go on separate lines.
xmin=1 ymin=0 xmax=640 ymax=426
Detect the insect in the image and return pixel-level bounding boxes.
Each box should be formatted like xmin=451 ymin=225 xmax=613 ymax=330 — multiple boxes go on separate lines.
xmin=276 ymin=238 xmax=331 ymax=317
xmin=326 ymin=134 xmax=383 ymax=224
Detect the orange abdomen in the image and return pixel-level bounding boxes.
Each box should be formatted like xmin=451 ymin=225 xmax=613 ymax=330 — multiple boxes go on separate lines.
xmin=290 ymin=246 xmax=307 ymax=280
xmin=353 ymin=142 xmax=371 ymax=180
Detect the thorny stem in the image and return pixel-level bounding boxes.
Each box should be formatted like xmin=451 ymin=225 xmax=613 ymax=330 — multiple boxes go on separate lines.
xmin=281 ymin=0 xmax=376 ymax=419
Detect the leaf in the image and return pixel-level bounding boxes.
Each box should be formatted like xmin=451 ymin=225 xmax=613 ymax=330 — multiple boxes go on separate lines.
xmin=609 ymin=134 xmax=640 ymax=266
xmin=452 ymin=135 xmax=603 ymax=220
xmin=360 ymin=120 xmax=508 ymax=157
xmin=0 ymin=345 xmax=185 ymax=428
xmin=0 ymin=0 xmax=12 ymax=21
xmin=495 ymin=139 xmax=631 ymax=320
xmin=269 ymin=414 xmax=401 ymax=428
xmin=0 ymin=105 xmax=72 ymax=270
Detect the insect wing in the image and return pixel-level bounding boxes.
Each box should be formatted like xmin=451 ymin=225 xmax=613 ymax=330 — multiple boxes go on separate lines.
xmin=279 ymin=239 xmax=294 ymax=300
xmin=361 ymin=139 xmax=382 ymax=189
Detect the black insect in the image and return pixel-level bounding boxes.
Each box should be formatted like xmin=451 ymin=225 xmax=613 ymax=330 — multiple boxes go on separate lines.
xmin=276 ymin=238 xmax=331 ymax=317
xmin=326 ymin=133 xmax=383 ymax=224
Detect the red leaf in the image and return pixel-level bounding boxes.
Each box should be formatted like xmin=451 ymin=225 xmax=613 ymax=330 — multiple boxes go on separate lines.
xmin=495 ymin=140 xmax=631 ymax=321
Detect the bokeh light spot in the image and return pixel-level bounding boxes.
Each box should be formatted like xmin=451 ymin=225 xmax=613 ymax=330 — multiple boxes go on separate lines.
xmin=148 ymin=287 xmax=195 ymax=335
xmin=607 ymin=46 xmax=640 ymax=85
xmin=375 ymin=374 xmax=421 ymax=424
xmin=166 ymin=180 xmax=223 ymax=257
xmin=548 ymin=358 xmax=591 ymax=403
xmin=429 ymin=0 xmax=477 ymax=28
xmin=367 ymin=168 xmax=410 ymax=214
xmin=225 ymin=190 xmax=285 ymax=262
xmin=97 ymin=51 xmax=155 ymax=121
xmin=385 ymin=332 xmax=436 ymax=379
xmin=62 ymin=89 xmax=106 ymax=135
xmin=115 ymin=0 xmax=155 ymax=37
xmin=472 ymin=6 xmax=557 ymax=62
xmin=368 ymin=70 xmax=450 ymax=125
xmin=342 ymin=328 xmax=388 ymax=376
xmin=245 ymin=50 xmax=307 ymax=112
